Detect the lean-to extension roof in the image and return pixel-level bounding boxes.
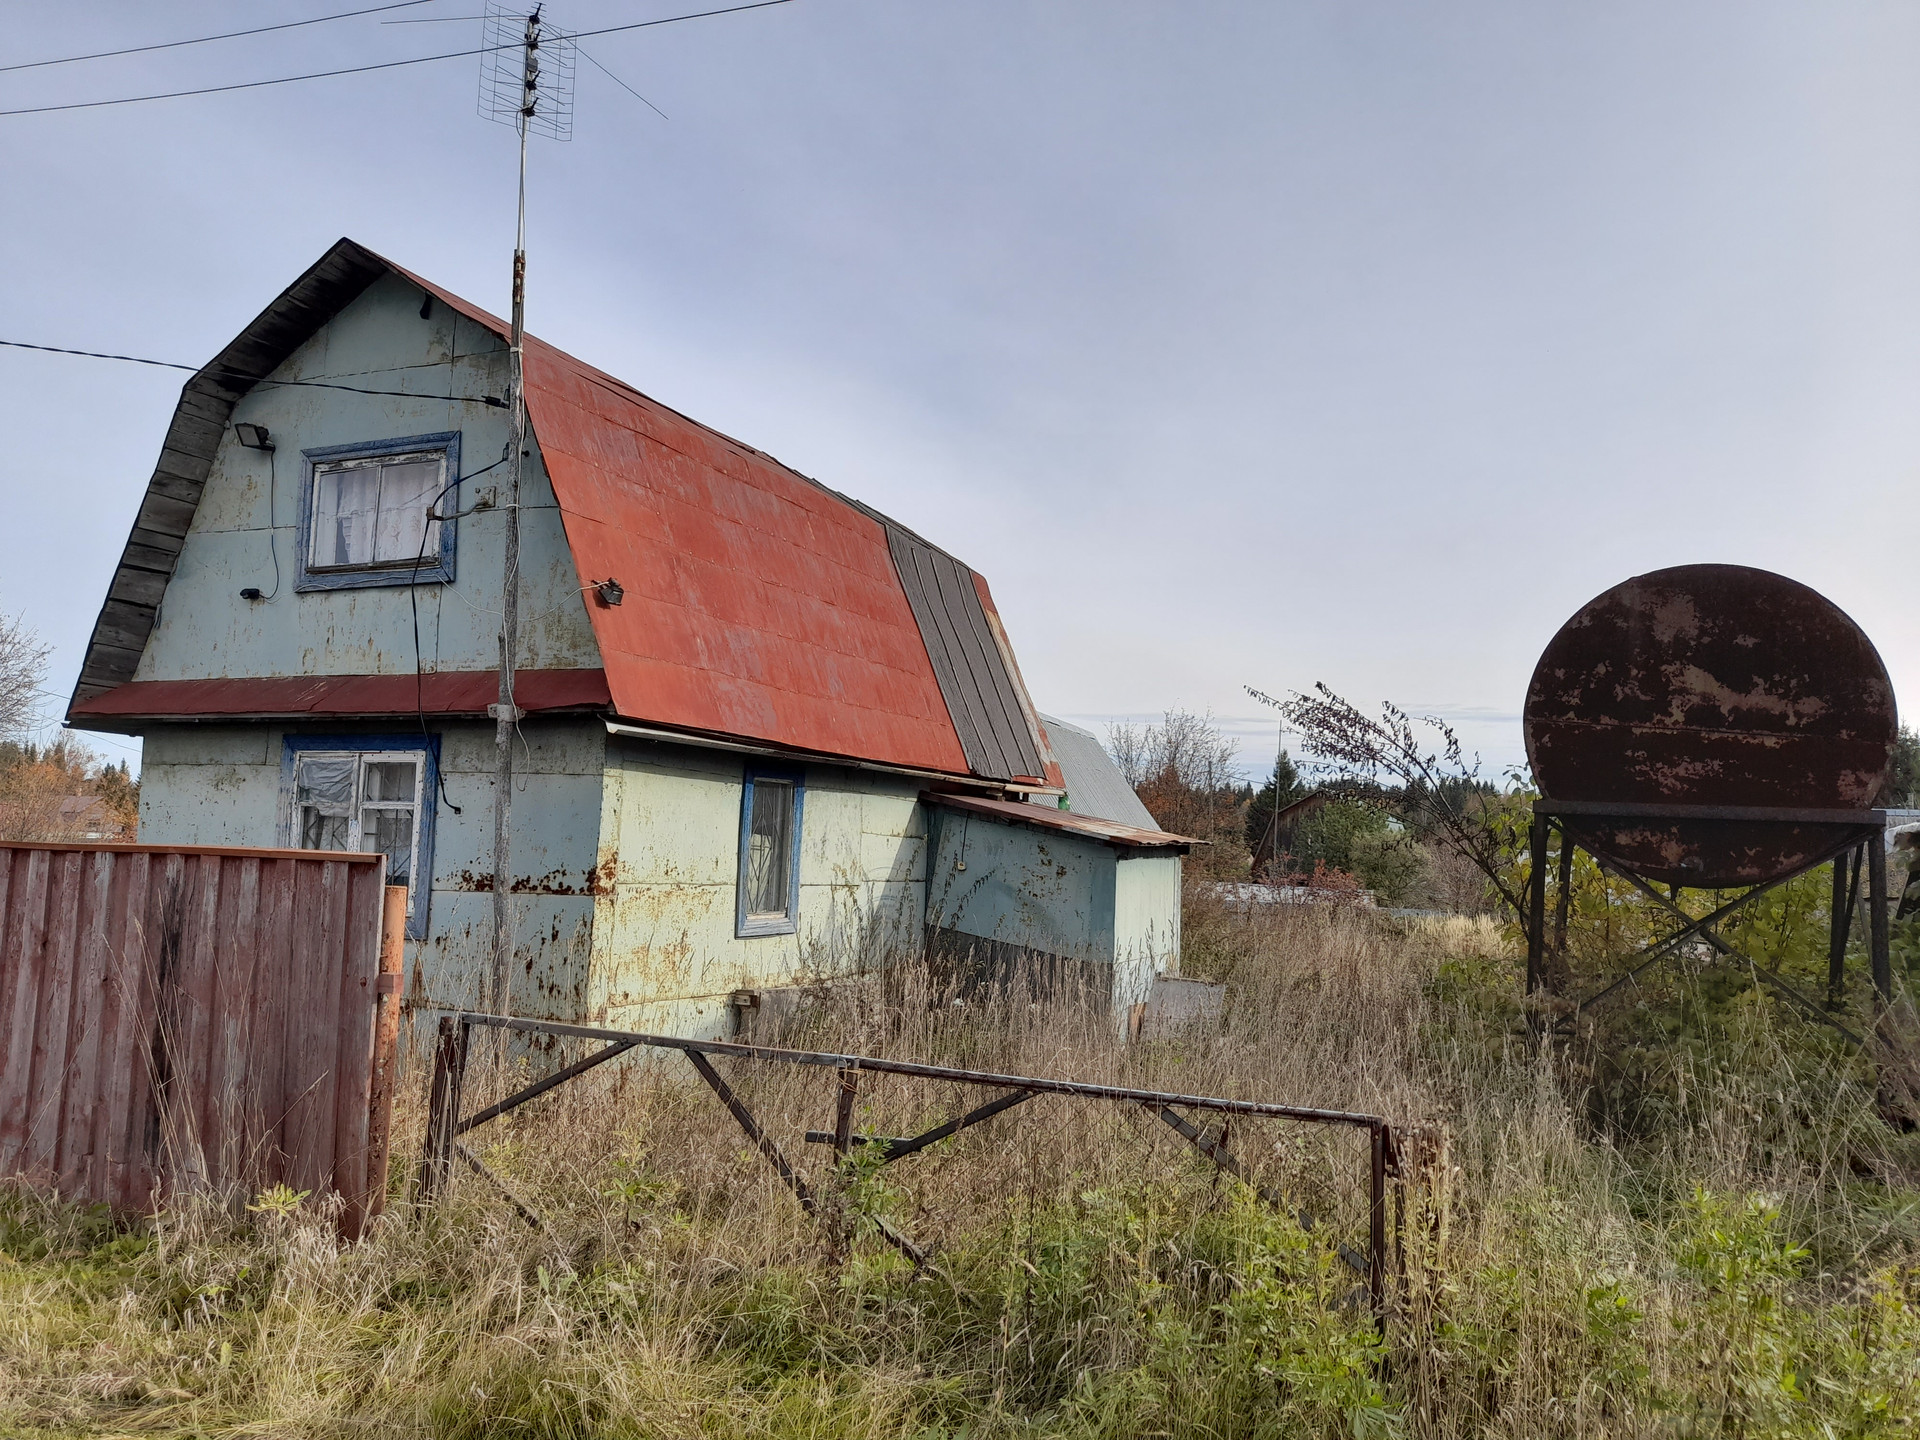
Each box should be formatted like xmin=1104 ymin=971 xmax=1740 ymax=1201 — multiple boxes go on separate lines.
xmin=67 ymin=239 xmax=1060 ymax=787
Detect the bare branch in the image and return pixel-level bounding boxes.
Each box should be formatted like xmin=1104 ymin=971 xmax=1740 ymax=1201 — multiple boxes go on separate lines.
xmin=0 ymin=611 xmax=50 ymax=739
xmin=1248 ymin=683 xmax=1535 ymax=935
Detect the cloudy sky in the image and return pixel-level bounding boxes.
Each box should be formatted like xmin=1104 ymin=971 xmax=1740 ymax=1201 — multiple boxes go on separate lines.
xmin=5 ymin=2 xmax=1920 ymax=780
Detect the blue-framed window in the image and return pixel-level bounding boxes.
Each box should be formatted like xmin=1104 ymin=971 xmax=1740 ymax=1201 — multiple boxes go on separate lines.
xmin=736 ymin=766 xmax=804 ymax=938
xmin=296 ymin=431 xmax=461 ymax=591
xmin=281 ymin=734 xmax=441 ymax=940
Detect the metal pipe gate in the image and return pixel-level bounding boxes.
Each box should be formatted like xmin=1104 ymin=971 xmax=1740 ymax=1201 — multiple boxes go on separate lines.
xmin=418 ymin=1011 xmax=1400 ymax=1315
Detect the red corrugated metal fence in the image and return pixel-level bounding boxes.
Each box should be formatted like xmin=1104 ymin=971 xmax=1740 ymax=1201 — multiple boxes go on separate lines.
xmin=0 ymin=843 xmax=400 ymax=1234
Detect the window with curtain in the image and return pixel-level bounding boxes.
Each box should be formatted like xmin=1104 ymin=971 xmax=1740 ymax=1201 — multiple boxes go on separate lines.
xmin=296 ymin=432 xmax=460 ymax=591
xmin=308 ymin=451 xmax=444 ymax=571
xmin=736 ymin=769 xmax=802 ymax=936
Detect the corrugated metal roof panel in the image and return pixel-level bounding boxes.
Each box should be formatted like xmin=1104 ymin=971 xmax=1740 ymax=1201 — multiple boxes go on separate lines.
xmin=923 ymin=792 xmax=1195 ymax=850
xmin=886 ymin=528 xmax=1050 ymax=782
xmin=1035 ymin=713 xmax=1158 ymax=829
xmin=515 ymin=339 xmax=973 ymax=776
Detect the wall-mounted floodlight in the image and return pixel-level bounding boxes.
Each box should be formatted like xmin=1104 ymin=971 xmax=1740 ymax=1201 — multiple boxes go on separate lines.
xmin=595 ymin=578 xmax=625 ymax=607
xmin=234 ymin=423 xmax=275 ymax=451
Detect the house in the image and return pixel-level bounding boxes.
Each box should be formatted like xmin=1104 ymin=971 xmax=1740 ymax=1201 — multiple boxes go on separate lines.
xmin=55 ymin=796 xmax=123 ymax=842
xmin=66 ymin=239 xmax=1192 ymax=1038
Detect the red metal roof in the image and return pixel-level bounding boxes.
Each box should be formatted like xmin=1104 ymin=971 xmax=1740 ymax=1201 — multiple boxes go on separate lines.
xmin=394 ymin=259 xmax=1039 ymax=780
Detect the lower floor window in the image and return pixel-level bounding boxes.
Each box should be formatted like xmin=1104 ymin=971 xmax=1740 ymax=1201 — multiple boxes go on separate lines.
xmin=737 ymin=767 xmax=803 ymax=936
xmin=285 ymin=737 xmax=437 ymax=938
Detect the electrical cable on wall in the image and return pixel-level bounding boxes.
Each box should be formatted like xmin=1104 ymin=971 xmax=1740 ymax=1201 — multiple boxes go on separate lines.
xmin=406 ymin=450 xmax=510 ymax=816
xmin=264 ymin=448 xmax=283 ymax=600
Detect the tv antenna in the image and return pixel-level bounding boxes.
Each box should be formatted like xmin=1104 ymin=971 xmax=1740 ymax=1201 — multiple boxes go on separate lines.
xmin=480 ymin=2 xmax=575 ymax=1016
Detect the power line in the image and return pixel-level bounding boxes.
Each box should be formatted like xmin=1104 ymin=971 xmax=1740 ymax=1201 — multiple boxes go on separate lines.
xmin=579 ymin=45 xmax=668 ymax=121
xmin=0 ymin=0 xmax=438 ymax=76
xmin=0 ymin=338 xmax=506 ymax=405
xmin=0 ymin=0 xmax=797 ymax=119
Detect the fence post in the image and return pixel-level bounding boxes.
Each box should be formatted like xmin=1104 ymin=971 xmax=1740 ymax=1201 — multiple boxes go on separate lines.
xmin=361 ymin=885 xmax=408 ymax=1224
xmin=832 ymin=1064 xmax=858 ymax=1156
xmin=417 ymin=1015 xmax=468 ymax=1203
xmin=1369 ymin=1123 xmax=1388 ymax=1324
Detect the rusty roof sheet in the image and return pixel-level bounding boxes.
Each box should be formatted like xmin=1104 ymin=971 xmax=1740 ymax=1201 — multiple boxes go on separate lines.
xmin=69 ymin=669 xmax=610 ymax=730
xmin=68 ymin=239 xmax=1064 ymax=786
xmin=923 ymin=791 xmax=1197 ymax=851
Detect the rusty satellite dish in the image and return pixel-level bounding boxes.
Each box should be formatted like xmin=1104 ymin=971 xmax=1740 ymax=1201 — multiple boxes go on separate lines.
xmin=1524 ymin=564 xmax=1896 ymax=888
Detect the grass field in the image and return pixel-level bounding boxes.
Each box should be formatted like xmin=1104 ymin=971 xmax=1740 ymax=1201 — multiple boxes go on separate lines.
xmin=5 ymin=896 xmax=1920 ymax=1437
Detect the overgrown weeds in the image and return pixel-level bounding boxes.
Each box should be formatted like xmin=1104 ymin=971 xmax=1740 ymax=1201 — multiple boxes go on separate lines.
xmin=5 ymin=895 xmax=1920 ymax=1436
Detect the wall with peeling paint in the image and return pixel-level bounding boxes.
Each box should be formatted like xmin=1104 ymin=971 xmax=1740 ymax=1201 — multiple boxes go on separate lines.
xmin=134 ymin=272 xmax=600 ymax=684
xmin=138 ymin=719 xmax=606 ymax=1023
xmin=127 ymin=271 xmax=608 ymax=1024
xmin=924 ymin=806 xmax=1174 ymax=1030
xmin=927 ymin=807 xmax=1112 ymax=960
xmin=586 ymin=736 xmax=927 ymax=1038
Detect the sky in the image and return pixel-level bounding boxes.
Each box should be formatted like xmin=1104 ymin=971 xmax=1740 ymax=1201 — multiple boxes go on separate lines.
xmin=5 ymin=1 xmax=1920 ymax=782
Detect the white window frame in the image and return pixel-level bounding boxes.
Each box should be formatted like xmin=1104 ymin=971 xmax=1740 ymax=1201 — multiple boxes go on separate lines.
xmin=288 ymin=748 xmax=428 ymax=902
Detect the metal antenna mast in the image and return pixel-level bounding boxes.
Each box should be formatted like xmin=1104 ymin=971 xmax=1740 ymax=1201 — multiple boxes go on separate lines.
xmin=479 ymin=3 xmax=574 ymax=1015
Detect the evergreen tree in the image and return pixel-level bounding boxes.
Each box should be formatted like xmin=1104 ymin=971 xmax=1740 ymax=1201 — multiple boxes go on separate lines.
xmin=1244 ymin=747 xmax=1308 ymax=860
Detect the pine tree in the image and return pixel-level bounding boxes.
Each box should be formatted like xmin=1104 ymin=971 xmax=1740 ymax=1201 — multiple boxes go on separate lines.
xmin=1244 ymin=747 xmax=1308 ymax=860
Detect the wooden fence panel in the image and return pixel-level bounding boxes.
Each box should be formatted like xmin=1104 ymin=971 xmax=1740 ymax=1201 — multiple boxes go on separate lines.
xmin=0 ymin=843 xmax=399 ymax=1234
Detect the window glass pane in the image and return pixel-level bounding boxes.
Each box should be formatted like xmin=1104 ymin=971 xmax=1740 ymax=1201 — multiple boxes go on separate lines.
xmin=309 ymin=453 xmax=443 ymax=570
xmin=310 ymin=465 xmax=382 ymax=568
xmin=359 ymin=758 xmax=419 ymax=886
xmin=362 ymin=759 xmax=418 ymax=803
xmin=361 ymin=806 xmax=416 ymax=884
xmin=295 ymin=755 xmax=355 ymax=852
xmin=745 ymin=779 xmax=793 ymax=917
xmin=374 ymin=459 xmax=442 ymax=565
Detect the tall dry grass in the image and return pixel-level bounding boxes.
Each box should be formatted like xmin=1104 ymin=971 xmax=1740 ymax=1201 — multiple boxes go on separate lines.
xmin=4 ymin=893 xmax=1920 ymax=1437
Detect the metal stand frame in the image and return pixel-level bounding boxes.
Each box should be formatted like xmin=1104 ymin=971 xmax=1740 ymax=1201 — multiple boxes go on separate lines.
xmin=1526 ymin=800 xmax=1891 ymax=1041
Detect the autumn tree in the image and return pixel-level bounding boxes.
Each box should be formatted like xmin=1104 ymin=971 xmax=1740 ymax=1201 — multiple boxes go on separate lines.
xmin=1107 ymin=709 xmax=1249 ymax=876
xmin=0 ymin=612 xmax=138 ymax=842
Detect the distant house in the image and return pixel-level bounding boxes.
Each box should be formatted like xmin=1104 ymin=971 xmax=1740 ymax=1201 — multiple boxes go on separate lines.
xmin=55 ymin=796 xmax=121 ymax=842
xmin=66 ymin=239 xmax=1192 ymax=1037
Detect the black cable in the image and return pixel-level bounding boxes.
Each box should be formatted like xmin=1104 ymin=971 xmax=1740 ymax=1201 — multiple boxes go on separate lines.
xmin=0 ymin=0 xmax=798 ymax=119
xmin=0 ymin=0 xmax=436 ymax=75
xmin=0 ymin=339 xmax=506 ymax=406
xmin=264 ymin=448 xmax=283 ymax=600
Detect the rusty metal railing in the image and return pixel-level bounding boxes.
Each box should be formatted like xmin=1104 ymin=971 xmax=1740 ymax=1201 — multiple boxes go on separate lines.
xmin=418 ymin=1011 xmax=1399 ymax=1314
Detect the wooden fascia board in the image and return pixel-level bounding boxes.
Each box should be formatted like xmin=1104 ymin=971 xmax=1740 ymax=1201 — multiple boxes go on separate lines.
xmin=64 ymin=238 xmax=392 ymax=721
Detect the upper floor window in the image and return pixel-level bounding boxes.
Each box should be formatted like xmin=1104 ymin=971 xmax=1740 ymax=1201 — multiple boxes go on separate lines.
xmin=283 ymin=735 xmax=441 ymax=939
xmin=297 ymin=432 xmax=460 ymax=590
xmin=736 ymin=767 xmax=803 ymax=937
